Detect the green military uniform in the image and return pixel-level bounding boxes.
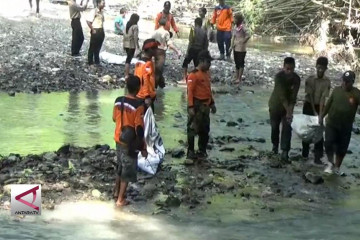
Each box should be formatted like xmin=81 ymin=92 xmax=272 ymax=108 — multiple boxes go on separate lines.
xmin=324 ymin=86 xmax=360 ymax=157
xmin=269 ymin=71 xmax=301 ymax=151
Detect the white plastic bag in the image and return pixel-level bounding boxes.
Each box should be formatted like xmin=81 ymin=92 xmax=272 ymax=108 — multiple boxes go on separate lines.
xmin=291 ymin=114 xmax=324 ymax=143
xmin=137 ymin=108 xmax=165 ymax=175
xmin=100 ymin=51 xmax=139 ymax=65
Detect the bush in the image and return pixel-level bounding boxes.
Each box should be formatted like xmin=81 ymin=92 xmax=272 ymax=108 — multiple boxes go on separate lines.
xmin=234 ymin=0 xmax=265 ymax=33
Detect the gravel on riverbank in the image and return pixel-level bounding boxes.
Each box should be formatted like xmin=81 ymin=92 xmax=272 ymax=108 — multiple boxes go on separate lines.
xmin=0 ymin=12 xmax=348 ymax=95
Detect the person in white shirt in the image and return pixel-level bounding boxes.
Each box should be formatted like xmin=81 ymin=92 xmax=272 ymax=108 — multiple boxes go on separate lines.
xmin=69 ymin=0 xmax=89 ymax=57
xmin=152 ymin=18 xmax=181 ymax=88
xmin=87 ymin=0 xmax=105 ymax=66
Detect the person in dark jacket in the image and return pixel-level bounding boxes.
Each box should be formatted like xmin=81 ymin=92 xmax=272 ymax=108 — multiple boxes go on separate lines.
xmin=268 ymin=57 xmax=301 ymax=162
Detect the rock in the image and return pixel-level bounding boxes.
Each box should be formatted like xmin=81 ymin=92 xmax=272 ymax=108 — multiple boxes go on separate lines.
xmin=219 ymin=147 xmax=235 ymax=152
xmin=184 ymin=159 xmax=194 ymax=166
xmin=226 ymin=121 xmax=238 ymax=127
xmin=237 ymin=118 xmax=243 ymax=123
xmin=174 ymin=112 xmax=182 ymax=119
xmin=152 ymin=207 xmax=170 ymax=215
xmin=171 ymin=149 xmax=185 ymax=158
xmin=8 ymin=91 xmax=15 ymax=97
xmin=7 ymin=155 xmax=19 ymax=162
xmin=220 ymin=119 xmax=226 ymax=123
xmin=252 ymin=138 xmax=266 ymax=143
xmin=227 ymin=163 xmax=244 ymax=171
xmin=199 ymin=177 xmax=213 ymax=188
xmin=57 ymin=145 xmax=70 ymax=156
xmin=304 ymin=172 xmax=324 ymax=184
xmin=0 ymin=174 xmax=10 ymax=184
xmin=351 ymin=173 xmax=360 ymax=179
xmin=269 ymin=161 xmax=281 ymax=168
xmin=62 ymin=170 xmax=70 ymax=175
xmin=53 ymin=167 xmax=60 ymax=173
xmin=142 ymin=183 xmax=157 ymax=198
xmin=268 ymin=207 xmax=275 ymax=212
xmin=165 ymin=195 xmax=181 ymax=207
xmin=43 ymin=152 xmax=57 ymax=162
xmin=4 ymin=178 xmax=18 ymax=185
xmin=81 ymin=157 xmax=90 ymax=165
xmin=261 ymin=187 xmax=274 ymax=198
xmin=91 ymin=189 xmax=101 ymax=198
xmin=101 ymin=75 xmax=113 ymax=83
xmin=62 ymin=182 xmax=70 ymax=188
xmin=3 ymin=185 xmax=12 ymax=195
xmin=40 ymin=165 xmax=50 ymax=172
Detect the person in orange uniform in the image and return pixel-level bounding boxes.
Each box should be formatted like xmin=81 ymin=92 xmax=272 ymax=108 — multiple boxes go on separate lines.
xmin=211 ymin=0 xmax=233 ymax=60
xmin=154 ymin=1 xmax=180 ymax=37
xmin=187 ymin=50 xmax=217 ymax=160
xmin=134 ymin=39 xmax=159 ymax=111
xmin=113 ymin=75 xmax=147 ymax=207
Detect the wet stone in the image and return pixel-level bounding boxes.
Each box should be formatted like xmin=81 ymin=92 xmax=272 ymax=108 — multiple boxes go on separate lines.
xmin=43 ymin=152 xmax=58 ymax=162
xmin=226 ymin=121 xmax=238 ymax=127
xmin=172 ymin=149 xmax=185 ymax=158
xmin=219 ymin=147 xmax=235 ymax=152
xmin=184 ymin=159 xmax=194 ymax=166
xmin=304 ymin=172 xmax=324 ymax=185
xmin=91 ymin=189 xmax=101 ymax=198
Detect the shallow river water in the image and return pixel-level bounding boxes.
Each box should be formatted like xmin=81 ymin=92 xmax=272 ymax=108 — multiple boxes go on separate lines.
xmin=1 ymin=86 xmax=360 ymax=239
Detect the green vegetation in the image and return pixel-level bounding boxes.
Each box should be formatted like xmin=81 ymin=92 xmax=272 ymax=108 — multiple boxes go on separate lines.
xmin=233 ymin=0 xmax=265 ymax=33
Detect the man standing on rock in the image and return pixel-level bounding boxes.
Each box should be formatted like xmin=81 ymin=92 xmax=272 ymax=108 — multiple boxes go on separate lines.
xmin=320 ymin=71 xmax=360 ymax=174
xmin=211 ymin=0 xmax=233 ymax=60
xmin=69 ymin=0 xmax=90 ymax=57
xmin=154 ymin=1 xmax=180 ymax=38
xmin=268 ymin=57 xmax=301 ymax=162
xmin=87 ymin=0 xmax=105 ymax=67
xmin=187 ymin=50 xmax=216 ymax=160
xmin=302 ymin=57 xmax=330 ymax=165
xmin=29 ymin=0 xmax=40 ymax=17
xmin=113 ymin=75 xmax=147 ymax=207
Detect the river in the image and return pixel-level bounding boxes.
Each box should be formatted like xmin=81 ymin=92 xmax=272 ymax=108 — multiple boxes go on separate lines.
xmin=1 ymin=2 xmax=360 ymax=239
xmin=1 ymin=86 xmax=360 ymax=239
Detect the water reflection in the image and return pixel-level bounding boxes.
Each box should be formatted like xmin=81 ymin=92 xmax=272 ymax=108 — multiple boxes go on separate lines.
xmin=154 ymin=89 xmax=165 ymax=121
xmin=85 ymin=90 xmax=101 ymax=142
xmin=64 ymin=92 xmax=80 ymax=144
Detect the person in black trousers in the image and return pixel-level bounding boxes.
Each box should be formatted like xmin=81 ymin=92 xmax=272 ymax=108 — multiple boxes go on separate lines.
xmin=302 ymin=57 xmax=330 ymax=164
xmin=69 ymin=0 xmax=89 ymax=56
xmin=87 ymin=0 xmax=105 ymax=66
xmin=29 ymin=0 xmax=40 ymax=16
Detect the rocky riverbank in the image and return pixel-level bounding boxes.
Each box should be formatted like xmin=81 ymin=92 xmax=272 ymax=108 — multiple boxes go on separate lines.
xmin=0 ymin=5 xmax=350 ymax=95
xmin=1 ymin=138 xmax=360 ymax=216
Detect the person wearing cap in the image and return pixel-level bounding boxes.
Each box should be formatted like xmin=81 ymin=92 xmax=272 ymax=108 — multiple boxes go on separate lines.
xmin=319 ymin=71 xmax=360 ymax=174
xmin=186 ymin=50 xmax=217 ymax=160
xmin=152 ymin=18 xmax=181 ymax=89
xmin=302 ymin=57 xmax=330 ymax=165
xmin=113 ymin=74 xmax=147 ymax=207
xmin=268 ymin=57 xmax=301 ymax=162
xmin=155 ymin=1 xmax=180 ymax=38
xmin=134 ymin=39 xmax=159 ymax=111
xmin=211 ymin=0 xmax=233 ymax=60
xmin=68 ymin=0 xmax=90 ymax=57
xmin=87 ymin=0 xmax=105 ymax=67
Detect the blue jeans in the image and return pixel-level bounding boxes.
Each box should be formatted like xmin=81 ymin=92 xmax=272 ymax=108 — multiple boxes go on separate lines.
xmin=217 ymin=30 xmax=232 ymax=56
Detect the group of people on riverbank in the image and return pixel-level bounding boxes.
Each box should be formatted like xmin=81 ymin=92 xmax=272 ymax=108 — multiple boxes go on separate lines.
xmin=269 ymin=56 xmax=360 ymax=175
xmin=65 ymin=0 xmax=360 ymax=207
